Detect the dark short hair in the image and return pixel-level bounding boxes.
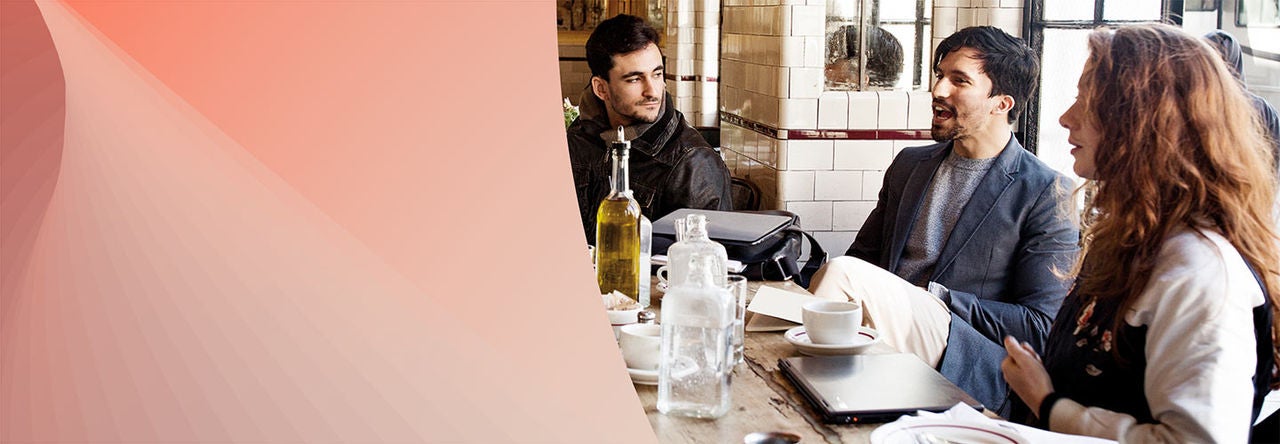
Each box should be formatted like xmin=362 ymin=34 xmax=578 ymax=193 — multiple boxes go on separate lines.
xmin=934 ymin=26 xmax=1039 ymax=123
xmin=842 ymin=26 xmax=904 ymax=87
xmin=586 ymin=14 xmax=661 ymax=79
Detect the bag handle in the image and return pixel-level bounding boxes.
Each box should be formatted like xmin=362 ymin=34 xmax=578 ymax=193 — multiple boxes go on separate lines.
xmin=774 ymin=227 xmax=827 ymax=288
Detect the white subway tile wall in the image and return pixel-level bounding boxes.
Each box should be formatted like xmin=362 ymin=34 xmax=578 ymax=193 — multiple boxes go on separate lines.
xmin=833 ymin=140 xmax=893 ymax=170
xmin=847 ymin=92 xmax=879 ymax=130
xmin=876 ymin=91 xmax=910 ymax=130
xmin=894 ymin=139 xmax=929 ymax=158
xmin=778 ymin=170 xmax=816 ymax=201
xmin=861 ymin=171 xmax=885 ymax=200
xmin=814 ymin=170 xmax=863 ymax=201
xmin=787 ymin=201 xmax=833 ymax=231
xmin=817 ymin=91 xmax=849 ymax=129
xmin=832 ymin=201 xmax=877 ymax=231
xmin=786 ymin=139 xmax=834 ymax=170
xmin=907 ymin=90 xmax=934 ymax=130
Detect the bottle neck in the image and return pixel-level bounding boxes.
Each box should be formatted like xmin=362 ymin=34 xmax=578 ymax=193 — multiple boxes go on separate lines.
xmin=685 ymin=215 xmax=709 ymax=241
xmin=610 ymin=143 xmax=630 ymax=195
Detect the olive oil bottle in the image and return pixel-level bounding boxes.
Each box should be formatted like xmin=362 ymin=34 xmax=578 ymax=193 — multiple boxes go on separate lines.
xmin=596 ymin=127 xmax=642 ymax=299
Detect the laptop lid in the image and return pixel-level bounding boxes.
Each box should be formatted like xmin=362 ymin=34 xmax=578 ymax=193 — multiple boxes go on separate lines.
xmin=652 ymin=209 xmax=792 ymax=246
xmin=779 ymin=354 xmax=983 ymax=424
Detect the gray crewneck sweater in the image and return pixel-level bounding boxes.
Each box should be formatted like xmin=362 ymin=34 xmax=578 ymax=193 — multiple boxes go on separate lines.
xmin=897 ymin=151 xmax=997 ymax=286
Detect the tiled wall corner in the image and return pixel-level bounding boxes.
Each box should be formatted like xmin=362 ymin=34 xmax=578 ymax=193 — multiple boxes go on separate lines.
xmin=785 ymin=139 xmax=834 ymax=170
xmin=779 ymin=98 xmax=818 ymax=129
xmin=664 ymin=0 xmax=721 ymax=129
xmin=778 ymin=170 xmax=816 ymax=201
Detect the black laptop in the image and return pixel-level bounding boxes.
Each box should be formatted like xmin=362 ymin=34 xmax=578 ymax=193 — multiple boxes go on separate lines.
xmin=779 ymin=354 xmax=983 ymax=424
xmin=652 ymin=209 xmax=792 ymax=246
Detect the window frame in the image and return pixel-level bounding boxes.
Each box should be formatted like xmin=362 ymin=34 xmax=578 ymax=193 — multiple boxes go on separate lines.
xmin=1019 ymin=0 xmax=1182 ymax=153
xmin=825 ymin=0 xmax=934 ymax=91
xmin=1235 ymin=0 xmax=1280 ymax=27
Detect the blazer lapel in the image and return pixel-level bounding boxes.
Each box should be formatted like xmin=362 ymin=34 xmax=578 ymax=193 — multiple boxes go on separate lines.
xmin=887 ymin=145 xmax=949 ymax=272
xmin=931 ymin=136 xmax=1023 ymax=279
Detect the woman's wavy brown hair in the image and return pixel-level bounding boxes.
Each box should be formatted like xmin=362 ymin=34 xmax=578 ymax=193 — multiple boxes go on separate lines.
xmin=1074 ymin=24 xmax=1279 ymax=385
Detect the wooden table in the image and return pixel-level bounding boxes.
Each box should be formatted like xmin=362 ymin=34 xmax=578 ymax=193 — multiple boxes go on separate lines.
xmin=637 ymin=279 xmax=898 ymax=444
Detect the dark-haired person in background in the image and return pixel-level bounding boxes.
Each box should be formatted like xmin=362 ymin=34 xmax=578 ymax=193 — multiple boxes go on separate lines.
xmin=1204 ymin=31 xmax=1280 ymax=179
xmin=807 ymin=26 xmax=1079 ymax=415
xmin=825 ymin=25 xmax=904 ymax=88
xmin=566 ymin=14 xmax=731 ymax=243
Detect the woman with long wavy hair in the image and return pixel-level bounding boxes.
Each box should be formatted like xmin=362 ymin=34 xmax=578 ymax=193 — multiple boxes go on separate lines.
xmin=1001 ymin=24 xmax=1279 ymax=442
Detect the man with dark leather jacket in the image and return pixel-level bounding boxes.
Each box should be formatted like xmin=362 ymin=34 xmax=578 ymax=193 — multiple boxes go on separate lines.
xmin=566 ymin=14 xmax=731 ymax=243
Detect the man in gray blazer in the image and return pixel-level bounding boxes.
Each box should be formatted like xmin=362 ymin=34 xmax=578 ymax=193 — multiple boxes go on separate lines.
xmin=808 ymin=26 xmax=1079 ymax=415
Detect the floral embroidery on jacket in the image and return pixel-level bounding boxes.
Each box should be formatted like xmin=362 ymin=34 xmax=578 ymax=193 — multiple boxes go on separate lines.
xmin=1069 ymin=297 xmax=1116 ymax=376
xmin=1074 ymin=299 xmax=1096 ymax=335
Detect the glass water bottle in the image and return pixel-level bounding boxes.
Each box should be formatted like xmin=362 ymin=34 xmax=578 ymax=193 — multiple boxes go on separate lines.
xmin=657 ymin=254 xmax=735 ymax=418
xmin=662 ymin=213 xmax=728 ymax=290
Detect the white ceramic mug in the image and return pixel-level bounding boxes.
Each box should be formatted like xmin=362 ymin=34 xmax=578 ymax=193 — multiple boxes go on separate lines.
xmin=801 ymin=300 xmax=862 ymax=345
xmin=619 ymin=323 xmax=662 ymax=370
xmin=607 ymin=307 xmax=641 ymax=340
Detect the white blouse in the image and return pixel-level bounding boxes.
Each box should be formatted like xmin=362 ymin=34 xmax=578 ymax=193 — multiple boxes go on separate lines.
xmin=1047 ymin=228 xmax=1265 ymax=443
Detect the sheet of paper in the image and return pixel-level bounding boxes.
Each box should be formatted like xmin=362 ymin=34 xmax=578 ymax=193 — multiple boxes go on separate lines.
xmin=745 ymin=285 xmax=821 ymax=331
xmin=745 ymin=313 xmax=798 ymax=332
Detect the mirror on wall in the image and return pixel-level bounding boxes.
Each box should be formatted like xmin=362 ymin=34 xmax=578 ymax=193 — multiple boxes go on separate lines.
xmin=556 ymin=0 xmax=665 ymax=32
xmin=825 ymin=0 xmax=932 ymax=91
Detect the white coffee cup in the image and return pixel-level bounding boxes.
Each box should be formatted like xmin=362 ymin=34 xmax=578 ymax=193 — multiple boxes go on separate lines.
xmin=619 ymin=323 xmax=662 ymax=370
xmin=801 ymin=300 xmax=863 ymax=345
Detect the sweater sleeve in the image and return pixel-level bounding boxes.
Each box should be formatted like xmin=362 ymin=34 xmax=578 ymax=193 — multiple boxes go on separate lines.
xmin=1047 ymin=232 xmax=1263 ymax=443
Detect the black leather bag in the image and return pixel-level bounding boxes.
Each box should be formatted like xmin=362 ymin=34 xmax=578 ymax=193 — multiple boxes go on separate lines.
xmin=654 ymin=210 xmax=828 ymax=287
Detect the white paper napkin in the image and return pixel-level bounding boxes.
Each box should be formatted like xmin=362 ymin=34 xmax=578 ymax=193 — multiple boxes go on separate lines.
xmin=877 ymin=403 xmax=1116 ymax=444
xmin=744 ymin=285 xmax=821 ymax=331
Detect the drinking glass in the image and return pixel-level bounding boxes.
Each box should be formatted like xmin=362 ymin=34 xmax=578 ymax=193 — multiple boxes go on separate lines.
xmin=726 ymin=274 xmax=749 ymax=365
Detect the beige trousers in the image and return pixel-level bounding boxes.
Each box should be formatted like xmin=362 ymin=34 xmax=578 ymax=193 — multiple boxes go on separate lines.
xmin=807 ymin=256 xmax=951 ymax=367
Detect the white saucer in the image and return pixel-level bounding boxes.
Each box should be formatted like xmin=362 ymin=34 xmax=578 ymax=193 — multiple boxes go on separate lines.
xmin=783 ymin=326 xmax=880 ymax=356
xmin=627 ymin=357 xmax=698 ymax=385
xmin=628 ymin=367 xmax=659 ymax=385
xmin=870 ymin=419 xmax=1029 ymax=444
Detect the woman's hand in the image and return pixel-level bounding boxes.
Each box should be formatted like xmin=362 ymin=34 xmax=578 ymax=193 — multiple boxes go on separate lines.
xmin=1001 ymin=336 xmax=1055 ymax=415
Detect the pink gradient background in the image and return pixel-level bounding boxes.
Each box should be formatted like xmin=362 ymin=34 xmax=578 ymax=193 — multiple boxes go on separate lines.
xmin=1 ymin=1 xmax=655 ymax=442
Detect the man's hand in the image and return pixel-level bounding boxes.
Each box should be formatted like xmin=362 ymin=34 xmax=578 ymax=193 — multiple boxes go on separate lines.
xmin=1001 ymin=335 xmax=1054 ymax=414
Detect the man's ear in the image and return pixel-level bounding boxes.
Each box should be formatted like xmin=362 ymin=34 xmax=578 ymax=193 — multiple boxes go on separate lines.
xmin=591 ymin=76 xmax=609 ymax=102
xmin=993 ymin=94 xmax=1015 ymax=116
